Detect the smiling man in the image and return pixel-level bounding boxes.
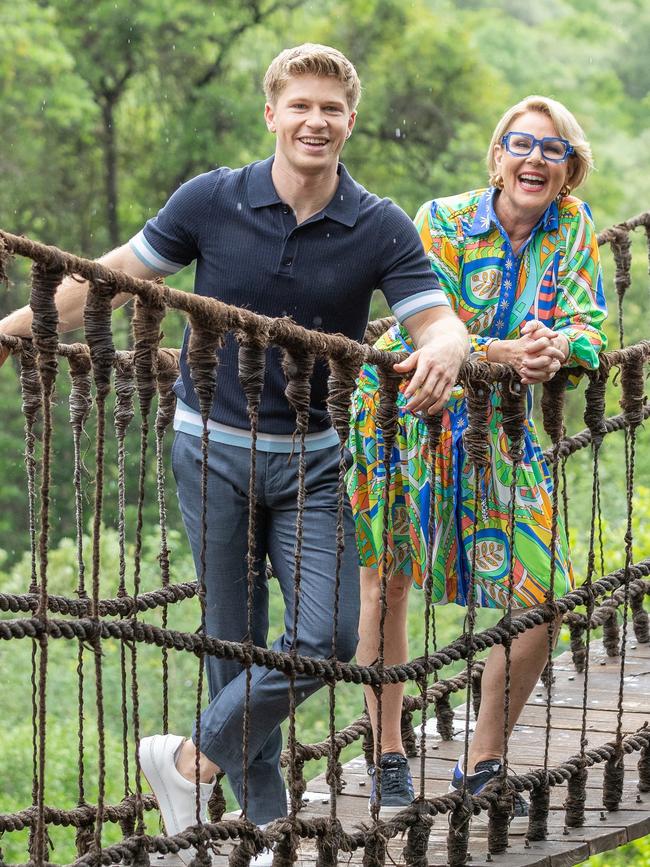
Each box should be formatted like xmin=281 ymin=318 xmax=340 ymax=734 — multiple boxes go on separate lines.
xmin=0 ymin=43 xmax=468 ymax=861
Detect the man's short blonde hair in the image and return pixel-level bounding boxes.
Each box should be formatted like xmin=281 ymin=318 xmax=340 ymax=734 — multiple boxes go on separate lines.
xmin=486 ymin=95 xmax=594 ymax=191
xmin=263 ymin=44 xmax=361 ymax=111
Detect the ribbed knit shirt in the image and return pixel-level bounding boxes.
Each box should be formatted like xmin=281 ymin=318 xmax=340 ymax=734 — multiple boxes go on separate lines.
xmin=130 ymin=156 xmax=448 ymax=449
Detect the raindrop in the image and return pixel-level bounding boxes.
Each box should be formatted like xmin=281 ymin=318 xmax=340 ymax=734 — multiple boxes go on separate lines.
xmin=313 ymin=316 xmax=323 ymax=327
xmin=237 ymin=202 xmax=242 ymax=211
xmin=395 ymin=128 xmax=401 ymax=138
xmin=326 ymin=233 xmax=330 ymax=238
xmin=340 ymin=194 xmax=344 ymax=200
xmin=393 ymin=238 xmax=396 ymax=244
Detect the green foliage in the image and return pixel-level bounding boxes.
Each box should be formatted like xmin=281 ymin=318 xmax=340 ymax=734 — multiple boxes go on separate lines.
xmin=1 ymin=1 xmax=650 ymax=863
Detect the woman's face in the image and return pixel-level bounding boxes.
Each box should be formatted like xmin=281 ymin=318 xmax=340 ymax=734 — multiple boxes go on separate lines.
xmin=493 ymin=110 xmax=570 ymax=222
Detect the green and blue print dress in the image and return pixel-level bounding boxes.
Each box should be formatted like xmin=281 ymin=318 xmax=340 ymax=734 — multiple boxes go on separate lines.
xmin=346 ymin=189 xmax=608 ymax=609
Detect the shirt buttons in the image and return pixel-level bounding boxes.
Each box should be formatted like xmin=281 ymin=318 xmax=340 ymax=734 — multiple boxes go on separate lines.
xmin=283 ymin=257 xmax=293 ymax=266
xmin=282 ymin=205 xmax=290 ymax=214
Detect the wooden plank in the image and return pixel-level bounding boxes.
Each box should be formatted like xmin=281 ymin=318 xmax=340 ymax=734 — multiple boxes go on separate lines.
xmin=157 ymin=638 xmax=650 ymax=865
xmin=531 ymin=674 xmax=650 ymax=711
xmin=307 ymin=770 xmax=646 ymax=811
xmin=514 ymin=704 xmax=650 ymax=733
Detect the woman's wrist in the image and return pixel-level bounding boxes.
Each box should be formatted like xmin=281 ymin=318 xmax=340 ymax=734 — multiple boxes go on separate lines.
xmin=554 ymin=332 xmax=571 ymax=363
xmin=486 ymin=339 xmax=510 ymax=364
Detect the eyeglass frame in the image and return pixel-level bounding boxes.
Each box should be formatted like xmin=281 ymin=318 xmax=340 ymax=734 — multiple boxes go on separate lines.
xmin=500 ymin=131 xmax=575 ymax=164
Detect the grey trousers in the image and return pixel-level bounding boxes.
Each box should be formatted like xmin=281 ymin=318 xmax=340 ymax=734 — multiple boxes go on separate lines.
xmin=171 ymin=431 xmax=360 ymax=824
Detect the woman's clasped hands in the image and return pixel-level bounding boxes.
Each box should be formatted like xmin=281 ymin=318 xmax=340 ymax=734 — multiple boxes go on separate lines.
xmin=489 ymin=319 xmax=570 ymax=385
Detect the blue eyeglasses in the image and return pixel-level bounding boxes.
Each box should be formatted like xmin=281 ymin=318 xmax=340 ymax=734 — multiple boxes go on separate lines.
xmin=501 ymin=132 xmax=575 ymax=163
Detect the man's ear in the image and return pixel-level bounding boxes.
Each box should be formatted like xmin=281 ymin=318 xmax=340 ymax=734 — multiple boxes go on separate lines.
xmin=346 ymin=111 xmax=357 ymax=139
xmin=264 ymin=103 xmax=276 ymax=133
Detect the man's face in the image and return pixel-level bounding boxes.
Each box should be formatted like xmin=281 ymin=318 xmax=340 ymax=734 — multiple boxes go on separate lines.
xmin=265 ymin=74 xmax=356 ymax=176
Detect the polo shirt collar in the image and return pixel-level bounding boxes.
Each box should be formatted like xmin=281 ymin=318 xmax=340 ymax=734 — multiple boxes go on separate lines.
xmin=247 ymin=157 xmax=360 ymax=227
xmin=322 ymin=163 xmax=360 ymax=227
xmin=467 ymin=187 xmax=560 ymax=236
xmin=248 ymin=156 xmax=281 ymax=207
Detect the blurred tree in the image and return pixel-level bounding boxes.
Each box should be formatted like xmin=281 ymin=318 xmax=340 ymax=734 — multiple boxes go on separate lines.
xmin=0 ymin=0 xmax=649 ymax=560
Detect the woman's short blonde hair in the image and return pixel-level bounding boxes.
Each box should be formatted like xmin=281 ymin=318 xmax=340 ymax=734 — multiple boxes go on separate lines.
xmin=263 ymin=44 xmax=361 ymax=111
xmin=486 ymin=95 xmax=593 ymax=191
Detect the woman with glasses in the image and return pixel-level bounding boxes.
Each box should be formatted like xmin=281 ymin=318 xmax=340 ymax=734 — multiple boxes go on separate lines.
xmin=348 ymin=95 xmax=608 ymax=825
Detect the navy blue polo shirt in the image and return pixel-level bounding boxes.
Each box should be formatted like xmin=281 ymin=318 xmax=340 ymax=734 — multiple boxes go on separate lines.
xmin=130 ymin=156 xmax=448 ymax=449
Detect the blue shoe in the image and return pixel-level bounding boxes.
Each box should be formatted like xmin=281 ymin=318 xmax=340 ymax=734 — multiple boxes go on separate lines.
xmin=368 ymin=753 xmax=415 ymax=816
xmin=449 ymin=755 xmax=528 ymax=834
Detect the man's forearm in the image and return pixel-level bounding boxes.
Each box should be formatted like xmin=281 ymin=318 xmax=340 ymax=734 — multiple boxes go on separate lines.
xmin=0 ymin=274 xmax=98 ymax=338
xmin=0 ymin=242 xmax=154 ymax=340
xmin=413 ymin=313 xmax=469 ymax=364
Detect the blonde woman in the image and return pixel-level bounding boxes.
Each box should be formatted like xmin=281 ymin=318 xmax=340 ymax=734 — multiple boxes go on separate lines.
xmin=349 ymin=96 xmax=607 ymax=826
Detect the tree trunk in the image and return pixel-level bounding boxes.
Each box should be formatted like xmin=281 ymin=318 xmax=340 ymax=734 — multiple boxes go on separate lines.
xmin=101 ymin=97 xmax=119 ymax=250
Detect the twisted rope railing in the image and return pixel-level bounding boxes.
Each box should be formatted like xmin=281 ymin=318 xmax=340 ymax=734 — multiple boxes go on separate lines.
xmin=0 ymin=211 xmax=648 ymax=865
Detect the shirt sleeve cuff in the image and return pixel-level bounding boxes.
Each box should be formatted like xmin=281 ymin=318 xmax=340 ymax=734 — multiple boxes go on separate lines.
xmin=555 ymin=327 xmax=600 ymax=369
xmin=392 ymin=289 xmax=450 ymax=323
xmin=129 ymin=230 xmax=185 ymax=276
xmin=470 ymin=335 xmax=497 ymax=360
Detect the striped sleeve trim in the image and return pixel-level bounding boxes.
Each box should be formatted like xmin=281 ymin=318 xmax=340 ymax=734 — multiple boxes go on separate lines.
xmin=129 ymin=230 xmax=185 ymax=275
xmin=392 ymin=289 xmax=450 ymax=323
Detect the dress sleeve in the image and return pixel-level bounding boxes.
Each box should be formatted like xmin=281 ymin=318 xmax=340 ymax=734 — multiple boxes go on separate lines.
xmin=554 ymin=202 xmax=608 ymax=369
xmin=415 ymin=200 xmax=496 ymax=360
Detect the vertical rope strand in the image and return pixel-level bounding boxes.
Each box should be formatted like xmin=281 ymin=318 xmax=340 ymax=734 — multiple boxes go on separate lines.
xmin=30 ymin=261 xmax=64 ymax=865
xmin=565 ymin=368 xmax=608 ymax=827
xmin=131 ymin=297 xmax=166 ymax=837
xmin=237 ymin=335 xmax=267 ymax=819
xmin=419 ymin=414 xmax=443 ymax=791
xmin=372 ymin=365 xmax=401 ymax=826
xmin=187 ymin=312 xmax=224 ymax=851
xmin=488 ymin=376 xmax=526 ymax=855
xmin=282 ymin=348 xmax=316 ymax=822
xmin=84 ymin=277 xmax=118 ymax=856
xmin=113 ymin=352 xmax=137 ymax=805
xmin=18 ymin=340 xmax=42 ymax=858
xmin=326 ymin=349 xmax=364 ymax=842
xmin=604 ymin=352 xmax=645 ymax=810
xmin=529 ymin=370 xmax=570 ymax=841
xmin=448 ymin=372 xmax=491 ymax=867
xmin=155 ymin=349 xmax=180 ymax=735
xmin=68 ymin=348 xmax=93 ymax=852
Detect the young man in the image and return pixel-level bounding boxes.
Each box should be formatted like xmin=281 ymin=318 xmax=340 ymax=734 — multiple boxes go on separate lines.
xmin=0 ymin=44 xmax=468 ymax=861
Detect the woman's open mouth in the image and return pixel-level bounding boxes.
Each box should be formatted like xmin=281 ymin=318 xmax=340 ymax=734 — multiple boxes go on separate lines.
xmin=518 ymin=173 xmax=547 ymax=192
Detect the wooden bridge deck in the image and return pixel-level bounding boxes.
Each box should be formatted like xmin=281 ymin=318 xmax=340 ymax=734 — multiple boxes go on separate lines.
xmin=156 ymin=638 xmax=650 ymax=866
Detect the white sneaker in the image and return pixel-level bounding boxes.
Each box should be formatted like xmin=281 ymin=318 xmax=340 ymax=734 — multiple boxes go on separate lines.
xmin=139 ymin=734 xmax=215 ymax=865
xmin=249 ymin=821 xmax=274 ymax=866
xmin=250 ymin=848 xmax=274 ymax=866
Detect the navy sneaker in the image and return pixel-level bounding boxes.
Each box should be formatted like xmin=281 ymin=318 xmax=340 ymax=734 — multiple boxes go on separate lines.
xmin=449 ymin=755 xmax=528 ymax=834
xmin=368 ymin=752 xmax=415 ymax=816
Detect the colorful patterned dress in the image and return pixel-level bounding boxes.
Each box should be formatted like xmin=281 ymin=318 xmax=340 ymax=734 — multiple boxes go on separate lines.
xmin=346 ymin=188 xmax=608 ymax=608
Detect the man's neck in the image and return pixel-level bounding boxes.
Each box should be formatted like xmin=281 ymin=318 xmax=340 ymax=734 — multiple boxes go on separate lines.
xmin=271 ymin=155 xmax=340 ymax=224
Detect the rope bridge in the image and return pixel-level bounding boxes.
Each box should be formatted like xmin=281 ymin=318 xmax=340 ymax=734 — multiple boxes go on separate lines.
xmin=0 ymin=210 xmax=648 ymax=867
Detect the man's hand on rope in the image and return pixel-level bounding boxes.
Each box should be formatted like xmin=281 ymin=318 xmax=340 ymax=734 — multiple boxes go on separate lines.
xmin=395 ymin=307 xmax=469 ymax=415
xmin=0 ymin=343 xmax=10 ymax=368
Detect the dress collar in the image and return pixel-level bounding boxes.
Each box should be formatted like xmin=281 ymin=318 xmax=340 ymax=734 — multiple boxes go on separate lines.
xmin=467 ymin=187 xmax=559 ymax=237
